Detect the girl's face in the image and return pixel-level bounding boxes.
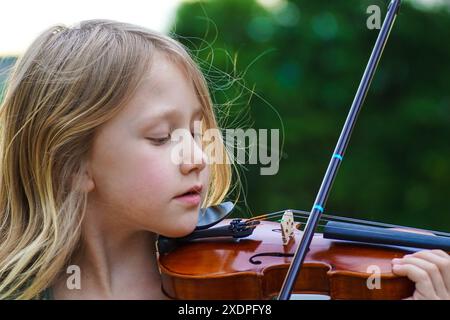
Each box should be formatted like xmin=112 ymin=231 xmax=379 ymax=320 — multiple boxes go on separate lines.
xmin=85 ymin=52 xmax=210 ymax=238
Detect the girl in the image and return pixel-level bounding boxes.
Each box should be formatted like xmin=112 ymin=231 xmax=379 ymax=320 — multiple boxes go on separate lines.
xmin=0 ymin=19 xmax=448 ymax=300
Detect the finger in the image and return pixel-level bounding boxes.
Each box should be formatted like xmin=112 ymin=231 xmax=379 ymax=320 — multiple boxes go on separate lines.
xmin=392 ymin=263 xmax=439 ymax=299
xmin=430 ymin=249 xmax=450 ymax=259
xmin=403 ymin=291 xmax=427 ymax=300
xmin=411 ymin=250 xmax=450 ymax=294
xmin=412 ymin=291 xmax=428 ymax=300
xmin=393 ymin=256 xmax=447 ymax=298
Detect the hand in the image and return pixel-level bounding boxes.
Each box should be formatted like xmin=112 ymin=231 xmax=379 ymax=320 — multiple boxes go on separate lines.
xmin=392 ymin=249 xmax=450 ymax=300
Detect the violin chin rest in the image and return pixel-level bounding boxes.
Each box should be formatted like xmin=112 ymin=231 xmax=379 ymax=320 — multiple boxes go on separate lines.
xmin=195 ymin=201 xmax=235 ymax=230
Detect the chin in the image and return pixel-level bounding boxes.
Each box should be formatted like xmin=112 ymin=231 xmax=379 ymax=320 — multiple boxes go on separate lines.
xmin=162 ymin=226 xmax=196 ymax=238
xmin=161 ymin=218 xmax=198 ymax=238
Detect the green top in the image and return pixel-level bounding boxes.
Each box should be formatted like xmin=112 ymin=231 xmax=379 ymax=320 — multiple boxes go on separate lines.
xmin=37 ymin=287 xmax=54 ymax=300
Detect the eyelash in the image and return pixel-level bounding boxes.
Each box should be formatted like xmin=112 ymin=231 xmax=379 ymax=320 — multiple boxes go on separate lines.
xmin=147 ymin=135 xmax=171 ymax=146
xmin=147 ymin=132 xmax=202 ymax=146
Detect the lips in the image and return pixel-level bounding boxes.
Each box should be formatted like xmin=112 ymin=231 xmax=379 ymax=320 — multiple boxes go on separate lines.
xmin=174 ymin=184 xmax=203 ymax=207
xmin=176 ymin=184 xmax=203 ymax=198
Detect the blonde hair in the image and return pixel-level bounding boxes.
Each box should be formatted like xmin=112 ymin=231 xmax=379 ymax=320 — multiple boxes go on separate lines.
xmin=0 ymin=19 xmax=233 ymax=299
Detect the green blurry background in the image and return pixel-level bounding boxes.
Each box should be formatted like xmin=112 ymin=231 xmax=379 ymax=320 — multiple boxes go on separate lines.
xmin=1 ymin=0 xmax=449 ymax=231
xmin=171 ymin=0 xmax=450 ymax=231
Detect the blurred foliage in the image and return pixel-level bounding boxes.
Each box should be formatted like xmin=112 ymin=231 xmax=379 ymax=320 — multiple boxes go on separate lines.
xmin=0 ymin=57 xmax=16 ymax=101
xmin=171 ymin=0 xmax=450 ymax=231
xmin=0 ymin=1 xmax=448 ymax=231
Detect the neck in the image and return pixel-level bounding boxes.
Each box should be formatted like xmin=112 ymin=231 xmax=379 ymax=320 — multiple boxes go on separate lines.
xmin=53 ymin=198 xmax=167 ymax=299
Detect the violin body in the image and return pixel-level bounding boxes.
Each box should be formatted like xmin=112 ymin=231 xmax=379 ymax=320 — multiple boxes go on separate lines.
xmin=158 ymin=219 xmax=415 ymax=300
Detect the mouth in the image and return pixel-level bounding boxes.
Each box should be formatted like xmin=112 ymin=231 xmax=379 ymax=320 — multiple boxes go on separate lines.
xmin=174 ymin=185 xmax=203 ymax=207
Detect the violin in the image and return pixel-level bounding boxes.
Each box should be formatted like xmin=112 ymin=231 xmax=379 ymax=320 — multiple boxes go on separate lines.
xmin=156 ymin=207 xmax=450 ymax=300
xmin=156 ymin=0 xmax=450 ymax=300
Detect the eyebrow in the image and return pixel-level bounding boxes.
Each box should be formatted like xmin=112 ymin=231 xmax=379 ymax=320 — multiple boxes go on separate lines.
xmin=137 ymin=106 xmax=203 ymax=129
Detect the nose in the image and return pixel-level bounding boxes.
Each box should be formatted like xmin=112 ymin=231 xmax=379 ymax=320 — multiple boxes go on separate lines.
xmin=179 ymin=133 xmax=207 ymax=175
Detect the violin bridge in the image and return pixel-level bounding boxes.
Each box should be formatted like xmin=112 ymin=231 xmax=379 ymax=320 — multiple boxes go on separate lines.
xmin=280 ymin=210 xmax=295 ymax=245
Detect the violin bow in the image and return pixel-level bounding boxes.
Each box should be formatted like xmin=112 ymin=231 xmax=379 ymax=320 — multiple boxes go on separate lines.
xmin=278 ymin=0 xmax=402 ymax=300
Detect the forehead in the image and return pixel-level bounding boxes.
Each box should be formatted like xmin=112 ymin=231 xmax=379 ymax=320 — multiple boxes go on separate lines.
xmin=124 ymin=52 xmax=204 ymax=121
xmin=141 ymin=53 xmax=192 ymax=99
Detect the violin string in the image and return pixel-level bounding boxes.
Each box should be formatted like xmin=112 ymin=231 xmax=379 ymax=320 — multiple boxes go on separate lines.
xmin=246 ymin=211 xmax=450 ymax=237
xmin=248 ymin=216 xmax=446 ymax=237
xmin=247 ymin=216 xmax=329 ymax=231
xmin=246 ymin=215 xmax=447 ymax=238
xmin=301 ymin=213 xmax=450 ymax=237
xmin=298 ymin=213 xmax=450 ymax=237
xmin=251 ymin=210 xmax=450 ymax=237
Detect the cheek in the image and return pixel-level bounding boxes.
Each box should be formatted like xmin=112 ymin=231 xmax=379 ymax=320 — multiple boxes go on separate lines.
xmin=91 ymin=141 xmax=176 ymax=206
xmin=119 ymin=151 xmax=175 ymax=201
xmin=129 ymin=160 xmax=173 ymax=197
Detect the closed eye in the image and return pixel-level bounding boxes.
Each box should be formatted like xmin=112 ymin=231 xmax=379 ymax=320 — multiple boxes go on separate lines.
xmin=147 ymin=135 xmax=171 ymax=146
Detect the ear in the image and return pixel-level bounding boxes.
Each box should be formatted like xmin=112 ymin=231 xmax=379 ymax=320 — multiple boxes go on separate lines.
xmin=78 ymin=162 xmax=95 ymax=193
